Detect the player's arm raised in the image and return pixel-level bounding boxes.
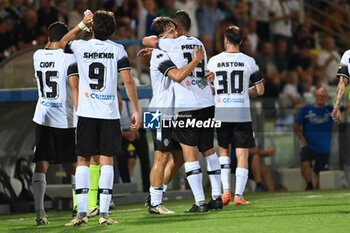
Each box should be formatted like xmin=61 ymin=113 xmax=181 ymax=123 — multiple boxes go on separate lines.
xmin=142 ymin=36 xmax=157 ymax=48
xmin=58 ymin=13 xmax=93 ymax=48
xmin=120 ymin=70 xmax=140 ymax=130
xmin=167 ymin=46 xmax=204 ymax=82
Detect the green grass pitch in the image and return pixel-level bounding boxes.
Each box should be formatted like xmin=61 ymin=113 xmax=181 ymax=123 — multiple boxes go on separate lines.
xmin=1 ymin=189 xmax=350 ymax=233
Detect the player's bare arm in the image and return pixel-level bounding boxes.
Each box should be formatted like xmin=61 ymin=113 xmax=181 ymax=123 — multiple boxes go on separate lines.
xmin=331 ymin=76 xmax=347 ymax=123
xmin=167 ymin=46 xmax=204 ymax=82
xmin=120 ymin=70 xmax=140 ymax=130
xmin=142 ymin=36 xmax=157 ymax=48
xmin=137 ymin=48 xmax=154 ymax=57
xmin=58 ymin=14 xmax=93 ymax=48
xmin=68 ymin=75 xmax=79 ymax=110
xmin=248 ymin=82 xmax=264 ymax=97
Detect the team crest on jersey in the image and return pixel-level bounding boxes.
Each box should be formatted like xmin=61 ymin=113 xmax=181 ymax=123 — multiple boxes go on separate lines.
xmin=144 ymin=110 xmax=161 ymax=129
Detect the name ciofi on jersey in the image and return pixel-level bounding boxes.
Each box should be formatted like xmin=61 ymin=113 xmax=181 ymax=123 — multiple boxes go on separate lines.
xmin=65 ymin=39 xmax=131 ymax=120
xmin=149 ymin=49 xmax=177 ymax=118
xmin=33 ymin=48 xmax=77 ymax=128
xmin=157 ymin=35 xmax=214 ymax=111
xmin=207 ymin=52 xmax=263 ymax=122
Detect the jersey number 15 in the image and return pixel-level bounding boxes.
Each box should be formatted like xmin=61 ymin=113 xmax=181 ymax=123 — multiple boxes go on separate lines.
xmin=36 ymin=71 xmax=59 ymax=99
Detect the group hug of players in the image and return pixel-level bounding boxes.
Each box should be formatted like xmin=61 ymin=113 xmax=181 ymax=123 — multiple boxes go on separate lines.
xmin=31 ymin=9 xmax=264 ymax=226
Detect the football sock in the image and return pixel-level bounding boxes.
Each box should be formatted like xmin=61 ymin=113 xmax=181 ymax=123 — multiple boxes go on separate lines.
xmin=235 ymin=168 xmax=248 ymax=197
xmin=99 ymin=165 xmax=114 ymax=216
xmin=32 ymin=173 xmax=46 ymax=217
xmin=150 ymin=186 xmax=163 ymax=206
xmin=219 ymin=156 xmax=231 ymax=192
xmin=76 ymin=166 xmax=90 ymax=218
xmin=72 ymin=175 xmax=77 ymax=210
xmin=185 ymin=161 xmax=205 ymax=206
xmin=162 ymin=184 xmax=168 ymax=193
xmin=88 ymin=164 xmax=100 ymax=208
xmin=205 ymin=153 xmax=221 ymax=200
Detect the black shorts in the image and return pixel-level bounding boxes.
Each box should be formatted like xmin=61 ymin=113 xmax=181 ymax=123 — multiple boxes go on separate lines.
xmin=76 ymin=117 xmax=122 ymax=157
xmin=33 ymin=123 xmax=76 ymax=164
xmin=152 ymin=120 xmax=181 ymax=152
xmin=216 ymin=122 xmax=255 ymax=149
xmin=300 ymin=147 xmax=330 ymax=173
xmin=172 ymin=106 xmax=214 ymax=153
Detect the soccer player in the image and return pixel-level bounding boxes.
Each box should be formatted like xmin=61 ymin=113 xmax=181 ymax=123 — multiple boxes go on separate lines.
xmin=32 ymin=21 xmax=78 ymax=225
xmin=207 ymin=25 xmax=264 ymax=205
xmin=331 ymin=50 xmax=350 ymax=123
xmin=146 ymin=17 xmax=205 ymax=214
xmin=59 ymin=11 xmax=140 ymax=226
xmin=143 ymin=11 xmax=222 ymax=212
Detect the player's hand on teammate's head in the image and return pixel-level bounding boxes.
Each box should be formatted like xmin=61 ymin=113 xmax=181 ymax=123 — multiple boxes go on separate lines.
xmin=193 ymin=46 xmax=204 ymax=62
xmin=331 ymin=107 xmax=342 ymax=124
xmin=131 ymin=112 xmax=140 ymax=130
xmin=137 ymin=48 xmax=153 ymax=57
xmin=83 ymin=13 xmax=94 ymax=27
xmin=205 ymin=69 xmax=215 ymax=82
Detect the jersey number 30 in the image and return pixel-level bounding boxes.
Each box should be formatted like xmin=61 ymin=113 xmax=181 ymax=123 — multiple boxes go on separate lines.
xmin=216 ymin=70 xmax=244 ymax=94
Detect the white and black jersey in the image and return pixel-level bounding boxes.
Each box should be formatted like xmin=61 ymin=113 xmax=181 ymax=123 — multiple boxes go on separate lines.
xmin=149 ymin=48 xmax=177 ymax=118
xmin=207 ymin=52 xmax=263 ymax=122
xmin=33 ymin=48 xmax=77 ymax=128
xmin=337 ymin=50 xmax=350 ymax=83
xmin=157 ymin=35 xmax=214 ymax=111
xmin=65 ymin=39 xmax=131 ymax=120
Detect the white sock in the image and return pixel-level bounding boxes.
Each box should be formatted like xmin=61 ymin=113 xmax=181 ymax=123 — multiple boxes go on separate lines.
xmin=99 ymin=165 xmax=114 ymax=215
xmin=163 ymin=184 xmax=168 ymax=193
xmin=184 ymin=161 xmax=205 ymax=206
xmin=205 ymin=153 xmax=221 ymax=199
xmin=32 ymin=173 xmax=46 ymax=216
xmin=75 ymin=166 xmax=90 ymax=217
xmin=219 ymin=156 xmax=231 ymax=192
xmin=150 ymin=186 xmax=163 ymax=206
xmin=71 ymin=174 xmax=76 ymax=193
xmin=235 ymin=167 xmax=248 ymax=196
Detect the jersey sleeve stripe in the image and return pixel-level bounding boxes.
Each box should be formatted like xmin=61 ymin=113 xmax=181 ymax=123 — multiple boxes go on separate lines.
xmin=118 ymin=56 xmax=131 ymax=71
xmin=158 ymin=60 xmax=176 ymax=75
xmin=64 ymin=42 xmax=74 ymax=54
xmin=67 ymin=73 xmax=78 ymax=77
xmin=67 ymin=63 xmax=78 ymax=76
xmin=118 ymin=67 xmax=131 ymax=71
xmin=337 ymin=64 xmax=350 ymax=80
xmin=249 ymin=70 xmax=263 ymax=84
xmin=254 ymin=78 xmax=264 ymax=85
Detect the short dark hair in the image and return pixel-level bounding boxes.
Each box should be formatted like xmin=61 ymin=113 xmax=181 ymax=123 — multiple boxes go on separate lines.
xmin=151 ymin=17 xmax=176 ymax=37
xmin=224 ymin=26 xmax=242 ymax=46
xmin=170 ymin=10 xmax=191 ymax=32
xmin=48 ymin=21 xmax=69 ymax=42
xmin=92 ymin=10 xmax=116 ymax=40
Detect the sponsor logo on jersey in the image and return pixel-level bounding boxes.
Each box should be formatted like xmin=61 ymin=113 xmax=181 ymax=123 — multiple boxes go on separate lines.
xmin=186 ymin=79 xmax=208 ymax=87
xmin=40 ymin=100 xmax=63 ymax=108
xmin=217 ymin=97 xmax=244 ymax=103
xmin=144 ymin=110 xmax=161 ymax=129
xmin=84 ymin=92 xmax=116 ymax=100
